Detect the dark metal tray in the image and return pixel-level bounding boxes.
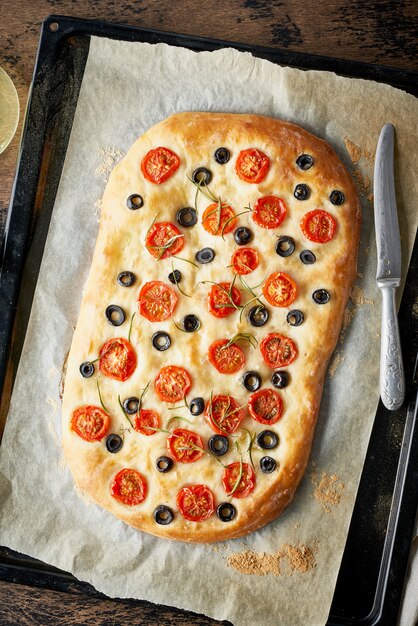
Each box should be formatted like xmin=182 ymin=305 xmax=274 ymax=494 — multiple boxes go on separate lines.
xmin=0 ymin=15 xmax=417 ymax=626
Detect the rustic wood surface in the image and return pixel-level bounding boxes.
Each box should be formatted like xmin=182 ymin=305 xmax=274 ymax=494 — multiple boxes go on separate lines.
xmin=0 ymin=1 xmax=417 ymax=624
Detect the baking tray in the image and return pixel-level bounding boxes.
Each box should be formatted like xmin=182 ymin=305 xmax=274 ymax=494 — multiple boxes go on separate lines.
xmin=0 ymin=15 xmax=417 ymax=626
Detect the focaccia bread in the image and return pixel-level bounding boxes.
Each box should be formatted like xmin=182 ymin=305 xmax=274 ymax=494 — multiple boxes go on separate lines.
xmin=62 ymin=112 xmax=361 ymax=542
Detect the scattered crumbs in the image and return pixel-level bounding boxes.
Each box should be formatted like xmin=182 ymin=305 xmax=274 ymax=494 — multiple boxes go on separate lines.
xmin=351 ymin=284 xmax=374 ymax=306
xmin=364 ymin=246 xmax=370 ymax=256
xmin=357 ymin=272 xmax=364 ymax=278
xmin=412 ymin=299 xmax=418 ymax=318
xmin=311 ymin=471 xmax=345 ymax=513
xmin=212 ymin=545 xmax=220 ymax=553
xmin=363 ymin=175 xmax=370 ymax=190
xmin=342 ymin=306 xmax=355 ymax=332
xmin=226 ymin=542 xmax=317 ymax=577
xmin=47 ymin=366 xmax=60 ymax=380
xmin=46 ymin=396 xmax=58 ymax=415
xmin=96 ymin=147 xmax=125 ymax=181
xmin=47 ymin=418 xmax=60 ymax=448
xmin=329 ymin=352 xmax=345 ymax=378
xmin=94 ymin=199 xmax=102 ymax=222
xmin=363 ymin=149 xmax=375 ymax=161
xmin=283 ymin=542 xmax=317 ymax=574
xmin=353 ymin=168 xmax=370 ymax=193
xmin=344 ymin=137 xmax=361 ymax=164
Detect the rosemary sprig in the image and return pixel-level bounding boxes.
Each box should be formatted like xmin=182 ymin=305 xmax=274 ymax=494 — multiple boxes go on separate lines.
xmin=166 ymin=415 xmax=194 ymax=429
xmin=221 ymin=208 xmax=251 ymax=240
xmin=147 ymin=234 xmax=185 ymax=261
xmin=187 ymin=174 xmax=218 ymax=203
xmin=128 ymin=312 xmax=136 ymax=343
xmin=167 ymin=395 xmax=190 ymax=410
xmin=118 ymin=394 xmax=134 ymax=428
xmin=138 ymin=381 xmax=151 ymax=411
xmin=97 ymin=379 xmax=110 ymax=414
xmin=222 ymin=332 xmax=258 ymax=350
xmin=228 ymin=456 xmax=244 ymax=497
xmin=171 ymin=261 xmax=191 ymax=298
xmin=172 ymin=255 xmax=199 ymax=268
xmin=242 ymin=428 xmax=256 ymax=472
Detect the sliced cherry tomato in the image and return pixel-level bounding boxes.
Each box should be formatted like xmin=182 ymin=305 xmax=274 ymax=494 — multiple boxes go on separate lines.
xmin=205 ymin=394 xmax=245 ymax=435
xmin=71 ymin=405 xmax=110 ymax=442
xmin=222 ymin=462 xmax=256 ymax=498
xmin=111 ymin=468 xmax=147 ymax=506
xmin=99 ymin=337 xmax=137 ymax=382
xmin=138 ymin=280 xmax=178 ymax=322
xmin=141 ymin=147 xmax=180 ymax=184
xmin=252 ymin=195 xmax=287 ymax=229
xmin=167 ymin=428 xmax=204 ymax=463
xmin=300 ymin=209 xmax=337 ymax=243
xmin=145 ymin=221 xmax=184 ymax=259
xmin=176 ymin=484 xmax=215 ymax=521
xmin=248 ymin=389 xmax=283 ymax=424
xmin=134 ymin=409 xmax=160 ymax=436
xmin=155 ymin=365 xmax=192 ymax=402
xmin=262 ymin=272 xmax=298 ymax=308
xmin=202 ymin=202 xmax=236 ymax=236
xmin=235 ymin=148 xmax=269 ymax=184
xmin=208 ymin=339 xmax=246 ymax=374
xmin=230 ymin=247 xmax=259 ymax=275
xmin=207 ymin=282 xmax=242 ymax=318
xmin=260 ymin=333 xmax=298 ymax=368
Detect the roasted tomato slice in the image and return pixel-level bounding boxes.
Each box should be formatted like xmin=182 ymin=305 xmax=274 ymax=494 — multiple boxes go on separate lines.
xmin=252 ymin=195 xmax=287 ymax=229
xmin=207 ymin=282 xmax=242 ymax=318
xmin=111 ymin=468 xmax=147 ymax=506
xmin=177 ymin=484 xmax=215 ymax=521
xmin=300 ymin=209 xmax=337 ymax=243
xmin=134 ymin=409 xmax=160 ymax=436
xmin=99 ymin=337 xmax=137 ymax=381
xmin=248 ymin=389 xmax=283 ymax=424
xmin=155 ymin=365 xmax=192 ymax=402
xmin=145 ymin=221 xmax=184 ymax=259
xmin=235 ymin=148 xmax=269 ymax=184
xmin=260 ymin=333 xmax=298 ymax=368
xmin=222 ymin=462 xmax=256 ymax=498
xmin=230 ymin=247 xmax=259 ymax=275
xmin=262 ymin=272 xmax=298 ymax=308
xmin=208 ymin=339 xmax=246 ymax=374
xmin=71 ymin=405 xmax=110 ymax=442
xmin=138 ymin=280 xmax=178 ymax=322
xmin=167 ymin=428 xmax=204 ymax=463
xmin=205 ymin=394 xmax=245 ymax=435
xmin=141 ymin=147 xmax=180 ymax=184
xmin=202 ymin=202 xmax=237 ymax=236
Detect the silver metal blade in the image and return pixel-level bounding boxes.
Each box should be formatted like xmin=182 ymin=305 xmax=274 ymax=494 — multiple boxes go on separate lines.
xmin=374 ymin=123 xmax=401 ymax=282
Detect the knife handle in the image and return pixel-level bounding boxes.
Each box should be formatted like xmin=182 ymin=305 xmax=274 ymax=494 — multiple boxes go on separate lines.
xmin=379 ymin=283 xmax=405 ymax=410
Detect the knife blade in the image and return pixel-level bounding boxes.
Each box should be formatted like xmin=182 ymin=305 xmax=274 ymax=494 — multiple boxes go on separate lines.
xmin=374 ymin=123 xmax=405 ymax=410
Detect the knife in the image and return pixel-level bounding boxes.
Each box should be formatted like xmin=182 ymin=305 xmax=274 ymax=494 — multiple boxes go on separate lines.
xmin=374 ymin=123 xmax=405 ymax=410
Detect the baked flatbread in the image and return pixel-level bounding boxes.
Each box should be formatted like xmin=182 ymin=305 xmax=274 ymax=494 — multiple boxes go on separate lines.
xmin=62 ymin=113 xmax=361 ymax=542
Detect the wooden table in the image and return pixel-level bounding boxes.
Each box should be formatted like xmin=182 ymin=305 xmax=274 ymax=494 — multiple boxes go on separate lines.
xmin=0 ymin=1 xmax=417 ymax=624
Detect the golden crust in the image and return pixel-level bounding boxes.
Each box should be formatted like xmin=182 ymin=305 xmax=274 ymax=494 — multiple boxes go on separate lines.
xmin=62 ymin=113 xmax=361 ymax=543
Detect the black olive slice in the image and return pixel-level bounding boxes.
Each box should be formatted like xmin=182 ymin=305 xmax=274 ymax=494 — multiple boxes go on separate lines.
xmin=105 ymin=434 xmax=123 ymax=453
xmin=286 ymin=309 xmax=304 ymax=326
xmin=195 ymin=247 xmax=215 ymax=264
xmin=248 ymin=305 xmax=269 ymax=327
xmin=330 ymin=190 xmax=345 ymax=205
xmin=117 ymin=271 xmax=136 ymax=287
xmin=208 ymin=435 xmax=229 ymax=456
xmin=80 ymin=361 xmax=94 ymax=378
xmin=216 ymin=502 xmax=236 ymax=522
xmin=233 ymin=226 xmax=253 ymax=246
xmin=126 ymin=194 xmax=144 ymax=210
xmin=242 ymin=371 xmax=262 ymax=392
xmin=300 ymin=250 xmax=316 ymax=265
xmin=152 ymin=331 xmax=171 ymax=351
xmin=176 ymin=207 xmax=197 ymax=228
xmin=214 ymin=147 xmax=230 ymax=164
xmin=190 ymin=397 xmax=204 ymax=416
xmin=192 ymin=167 xmax=212 ymax=186
xmin=105 ymin=305 xmax=125 ymax=327
xmin=275 ymin=236 xmax=295 ymax=257
xmin=168 ymin=270 xmax=181 ymax=284
xmin=154 ymin=505 xmax=174 ymax=525
xmin=257 ymin=430 xmax=279 ymax=450
xmin=296 ymin=154 xmax=314 ymax=171
xmin=313 ymin=288 xmax=330 ymax=304
xmin=294 ymin=184 xmax=310 ymax=200
xmin=181 ymin=314 xmax=201 ymax=332
xmin=260 ymin=456 xmax=277 ymax=473
xmin=156 ymin=456 xmax=174 ymax=473
xmin=123 ymin=397 xmax=139 ymax=415
xmin=271 ymin=371 xmax=289 ymax=389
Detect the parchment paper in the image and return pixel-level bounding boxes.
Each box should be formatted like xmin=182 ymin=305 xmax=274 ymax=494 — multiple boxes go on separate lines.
xmin=1 ymin=37 xmax=417 ymax=626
